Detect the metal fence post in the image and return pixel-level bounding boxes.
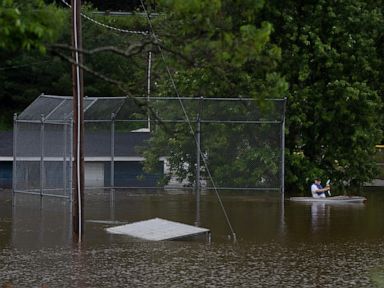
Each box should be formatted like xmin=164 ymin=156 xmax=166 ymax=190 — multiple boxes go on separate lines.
xmin=111 ymin=113 xmax=115 ymax=188
xmin=280 ymin=99 xmax=287 ymax=200
xmin=69 ymin=118 xmax=73 ymax=202
xmin=12 ymin=113 xmax=17 ymax=195
xmin=40 ymin=114 xmax=45 ymax=197
xmin=147 ymin=51 xmax=152 ymax=131
xmin=63 ymin=115 xmax=68 ymax=198
xmin=195 ymin=97 xmax=202 ymax=226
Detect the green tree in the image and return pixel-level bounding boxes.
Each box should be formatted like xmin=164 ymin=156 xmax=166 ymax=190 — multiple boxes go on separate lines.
xmin=143 ymin=0 xmax=287 ymax=188
xmin=262 ymin=0 xmax=384 ymax=193
xmin=0 ymin=0 xmax=66 ymax=128
xmin=0 ymin=4 xmax=150 ymax=128
xmin=0 ymin=0 xmax=64 ymax=52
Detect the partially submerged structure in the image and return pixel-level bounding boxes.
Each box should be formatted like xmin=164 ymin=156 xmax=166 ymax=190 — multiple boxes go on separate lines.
xmin=13 ymin=94 xmax=162 ymax=197
xmin=0 ymin=131 xmax=12 ymax=188
xmin=106 ymin=217 xmax=210 ymax=241
xmin=13 ymin=94 xmax=286 ymax=198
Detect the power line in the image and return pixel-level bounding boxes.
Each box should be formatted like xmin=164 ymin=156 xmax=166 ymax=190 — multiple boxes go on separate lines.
xmin=92 ymin=11 xmax=159 ymax=17
xmin=60 ymin=0 xmax=149 ymax=35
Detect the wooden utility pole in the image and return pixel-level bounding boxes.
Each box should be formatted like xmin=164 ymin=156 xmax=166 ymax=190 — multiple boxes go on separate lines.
xmin=71 ymin=0 xmax=84 ymax=243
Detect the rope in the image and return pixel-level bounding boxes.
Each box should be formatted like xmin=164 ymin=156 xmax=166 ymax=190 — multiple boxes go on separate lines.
xmin=60 ymin=0 xmax=149 ymax=36
xmin=139 ymin=0 xmax=237 ymax=241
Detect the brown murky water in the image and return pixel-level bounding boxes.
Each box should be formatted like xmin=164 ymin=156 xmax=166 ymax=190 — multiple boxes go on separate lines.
xmin=1 ymin=188 xmax=384 ymax=287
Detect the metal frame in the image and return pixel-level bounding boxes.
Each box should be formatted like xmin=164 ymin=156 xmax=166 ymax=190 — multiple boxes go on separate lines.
xmin=13 ymin=95 xmax=286 ymax=197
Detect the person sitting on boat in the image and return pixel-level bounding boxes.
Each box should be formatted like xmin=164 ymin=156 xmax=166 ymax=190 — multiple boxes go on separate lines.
xmin=311 ymin=178 xmax=330 ymax=198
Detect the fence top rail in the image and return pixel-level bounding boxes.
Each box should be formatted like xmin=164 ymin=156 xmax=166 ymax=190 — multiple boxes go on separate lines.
xmin=17 ymin=94 xmax=286 ymax=122
xmin=36 ymin=94 xmax=287 ymax=102
xmin=16 ymin=118 xmax=283 ymax=125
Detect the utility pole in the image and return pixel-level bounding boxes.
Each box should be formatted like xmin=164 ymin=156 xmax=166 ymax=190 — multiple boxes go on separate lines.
xmin=71 ymin=0 xmax=84 ymax=243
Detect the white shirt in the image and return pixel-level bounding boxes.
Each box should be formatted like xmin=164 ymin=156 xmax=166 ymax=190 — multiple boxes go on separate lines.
xmin=311 ymin=183 xmax=326 ymax=198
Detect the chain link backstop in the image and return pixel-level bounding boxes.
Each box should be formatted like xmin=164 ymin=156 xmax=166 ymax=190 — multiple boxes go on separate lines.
xmin=13 ymin=94 xmax=286 ymax=198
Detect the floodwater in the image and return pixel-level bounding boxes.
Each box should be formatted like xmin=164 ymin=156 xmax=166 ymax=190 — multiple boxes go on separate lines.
xmin=1 ymin=188 xmax=384 ymax=287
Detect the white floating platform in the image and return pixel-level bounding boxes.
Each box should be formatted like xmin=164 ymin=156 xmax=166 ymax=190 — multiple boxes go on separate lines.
xmin=106 ymin=218 xmax=210 ymax=241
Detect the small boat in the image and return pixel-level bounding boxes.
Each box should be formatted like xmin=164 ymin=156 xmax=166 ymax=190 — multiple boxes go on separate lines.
xmin=289 ymin=196 xmax=366 ymax=203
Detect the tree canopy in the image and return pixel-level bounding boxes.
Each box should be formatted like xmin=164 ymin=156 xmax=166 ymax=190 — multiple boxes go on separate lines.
xmin=261 ymin=0 xmax=384 ymax=192
xmin=0 ymin=0 xmax=65 ymax=52
xmin=1 ymin=0 xmax=384 ymax=193
xmin=141 ymin=0 xmax=287 ymax=188
xmin=0 ymin=0 xmax=67 ymax=128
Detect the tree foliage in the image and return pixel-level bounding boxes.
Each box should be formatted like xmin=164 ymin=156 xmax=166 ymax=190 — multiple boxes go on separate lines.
xmin=145 ymin=0 xmax=384 ymax=192
xmin=142 ymin=0 xmax=287 ymax=188
xmin=0 ymin=4 xmax=150 ymax=128
xmin=0 ymin=0 xmax=64 ymax=53
xmin=262 ymin=0 xmax=384 ymax=192
xmin=153 ymin=0 xmax=286 ymax=100
xmin=1 ymin=0 xmax=384 ymax=193
xmin=0 ymin=0 xmax=66 ymax=128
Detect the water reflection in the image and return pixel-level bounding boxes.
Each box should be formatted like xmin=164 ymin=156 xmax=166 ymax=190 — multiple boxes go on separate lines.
xmin=309 ymin=202 xmax=366 ymax=234
xmin=310 ymin=202 xmax=329 ymax=232
xmin=2 ymin=190 xmax=381 ymax=247
xmin=0 ymin=191 xmax=12 ymax=250
xmin=11 ymin=194 xmax=71 ymax=249
xmin=285 ymin=200 xmax=369 ymax=242
xmin=1 ymin=188 xmax=384 ymax=287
